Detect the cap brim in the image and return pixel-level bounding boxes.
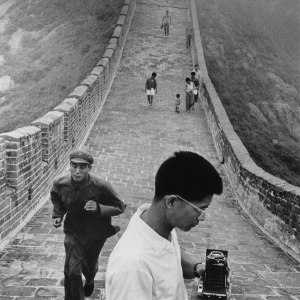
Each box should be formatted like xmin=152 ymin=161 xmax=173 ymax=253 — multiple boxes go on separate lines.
xmin=70 ymin=158 xmax=90 ymax=164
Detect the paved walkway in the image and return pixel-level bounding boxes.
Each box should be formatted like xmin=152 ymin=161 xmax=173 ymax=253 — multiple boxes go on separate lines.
xmin=0 ymin=0 xmax=300 ymax=299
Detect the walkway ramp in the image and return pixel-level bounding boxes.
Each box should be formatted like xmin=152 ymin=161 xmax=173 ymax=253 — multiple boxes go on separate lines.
xmin=0 ymin=0 xmax=299 ymax=299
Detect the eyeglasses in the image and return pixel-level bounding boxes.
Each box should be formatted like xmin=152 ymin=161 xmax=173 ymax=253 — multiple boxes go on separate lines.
xmin=166 ymin=195 xmax=208 ymax=220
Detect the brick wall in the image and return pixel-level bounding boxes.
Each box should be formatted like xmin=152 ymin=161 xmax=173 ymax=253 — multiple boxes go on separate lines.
xmin=0 ymin=0 xmax=136 ymax=242
xmin=189 ymin=0 xmax=300 ymax=257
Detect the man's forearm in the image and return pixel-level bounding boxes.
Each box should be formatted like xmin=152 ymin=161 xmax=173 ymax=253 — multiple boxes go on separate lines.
xmin=181 ymin=249 xmax=197 ymax=279
xmin=50 ymin=191 xmax=67 ymax=218
xmin=181 ymin=249 xmax=205 ymax=279
xmin=98 ymin=202 xmax=126 ymax=217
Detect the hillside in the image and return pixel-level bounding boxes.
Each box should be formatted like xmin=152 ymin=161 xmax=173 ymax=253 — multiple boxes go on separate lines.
xmin=0 ymin=0 xmax=124 ymax=132
xmin=196 ymin=0 xmax=300 ymax=186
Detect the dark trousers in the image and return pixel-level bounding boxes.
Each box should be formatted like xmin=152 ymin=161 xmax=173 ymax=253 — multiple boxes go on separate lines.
xmin=164 ymin=23 xmax=169 ymax=35
xmin=186 ymin=92 xmax=193 ymax=111
xmin=186 ymin=34 xmax=192 ymax=48
xmin=64 ymin=233 xmax=106 ymax=300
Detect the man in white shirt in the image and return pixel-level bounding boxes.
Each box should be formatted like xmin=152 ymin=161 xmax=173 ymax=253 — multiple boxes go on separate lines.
xmin=106 ymin=151 xmax=232 ymax=300
xmin=194 ymin=65 xmax=202 ymax=84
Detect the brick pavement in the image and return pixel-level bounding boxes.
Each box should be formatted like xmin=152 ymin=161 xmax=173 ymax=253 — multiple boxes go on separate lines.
xmin=0 ymin=0 xmax=300 ymax=299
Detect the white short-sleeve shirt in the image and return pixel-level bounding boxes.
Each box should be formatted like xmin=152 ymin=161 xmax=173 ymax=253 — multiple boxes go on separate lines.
xmin=105 ymin=204 xmax=188 ymax=300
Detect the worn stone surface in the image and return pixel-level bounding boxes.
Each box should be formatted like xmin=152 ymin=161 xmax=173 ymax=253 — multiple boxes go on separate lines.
xmin=0 ymin=0 xmax=299 ymax=300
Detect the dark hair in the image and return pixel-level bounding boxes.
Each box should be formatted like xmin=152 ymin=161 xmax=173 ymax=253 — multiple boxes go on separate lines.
xmin=191 ymin=72 xmax=196 ymax=76
xmin=152 ymin=72 xmax=157 ymax=77
xmin=154 ymin=151 xmax=222 ymax=202
xmin=185 ymin=77 xmax=190 ymax=83
xmin=176 ymin=94 xmax=180 ymax=98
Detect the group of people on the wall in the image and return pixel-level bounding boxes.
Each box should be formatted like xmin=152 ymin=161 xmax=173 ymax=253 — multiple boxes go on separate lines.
xmin=145 ymin=66 xmax=202 ymax=113
xmin=49 ymin=8 xmax=232 ymax=300
xmin=145 ymin=11 xmax=202 ymax=113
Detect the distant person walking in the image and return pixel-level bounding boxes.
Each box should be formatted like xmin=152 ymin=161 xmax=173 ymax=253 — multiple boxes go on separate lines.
xmin=145 ymin=72 xmax=157 ymax=109
xmin=185 ymin=77 xmax=195 ymax=113
xmin=190 ymin=71 xmax=200 ymax=109
xmin=162 ymin=10 xmax=171 ymax=36
xmin=175 ymin=93 xmax=181 ymax=113
xmin=186 ymin=22 xmax=193 ymax=48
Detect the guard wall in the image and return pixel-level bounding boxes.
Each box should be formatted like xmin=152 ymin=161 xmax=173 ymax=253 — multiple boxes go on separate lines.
xmin=189 ymin=0 xmax=300 ymax=257
xmin=0 ymin=0 xmax=136 ymax=241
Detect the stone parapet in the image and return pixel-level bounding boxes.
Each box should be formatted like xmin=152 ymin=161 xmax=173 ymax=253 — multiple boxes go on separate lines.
xmin=189 ymin=0 xmax=300 ymax=257
xmin=31 ymin=111 xmax=65 ymax=191
xmin=0 ymin=138 xmax=6 ymax=210
xmin=53 ymin=98 xmax=79 ymax=150
xmin=0 ymin=126 xmax=42 ymax=239
xmin=0 ymin=0 xmax=137 ymax=242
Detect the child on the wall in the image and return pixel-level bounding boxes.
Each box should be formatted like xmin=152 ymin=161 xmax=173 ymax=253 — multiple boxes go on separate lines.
xmin=175 ymin=94 xmax=180 ymax=113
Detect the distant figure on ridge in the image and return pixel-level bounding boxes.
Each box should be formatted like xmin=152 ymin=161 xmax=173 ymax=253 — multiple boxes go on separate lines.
xmin=145 ymin=72 xmax=157 ymax=109
xmin=162 ymin=10 xmax=171 ymax=36
xmin=175 ymin=93 xmax=181 ymax=113
xmin=50 ymin=150 xmax=126 ymax=300
xmin=186 ymin=22 xmax=193 ymax=48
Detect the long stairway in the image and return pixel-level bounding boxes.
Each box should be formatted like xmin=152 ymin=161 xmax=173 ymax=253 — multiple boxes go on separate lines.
xmin=0 ymin=0 xmax=299 ymax=299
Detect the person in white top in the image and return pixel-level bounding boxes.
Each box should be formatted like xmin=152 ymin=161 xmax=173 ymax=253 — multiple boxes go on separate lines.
xmin=185 ymin=77 xmax=195 ymax=113
xmin=162 ymin=10 xmax=171 ymax=36
xmin=194 ymin=65 xmax=202 ymax=84
xmin=106 ymin=151 xmax=232 ymax=300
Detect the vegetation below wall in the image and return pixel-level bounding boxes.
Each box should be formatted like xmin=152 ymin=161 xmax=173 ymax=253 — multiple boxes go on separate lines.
xmin=0 ymin=0 xmax=124 ymax=133
xmin=196 ymin=0 xmax=300 ymax=187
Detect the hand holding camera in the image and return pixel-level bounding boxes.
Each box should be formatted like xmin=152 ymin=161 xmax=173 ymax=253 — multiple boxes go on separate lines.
xmin=197 ymin=249 xmax=233 ymax=299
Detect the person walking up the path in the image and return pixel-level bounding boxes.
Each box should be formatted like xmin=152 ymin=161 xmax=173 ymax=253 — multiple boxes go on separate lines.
xmin=185 ymin=77 xmax=195 ymax=113
xmin=190 ymin=71 xmax=200 ymax=110
xmin=175 ymin=93 xmax=180 ymax=113
xmin=145 ymin=72 xmax=157 ymax=109
xmin=50 ymin=150 xmax=126 ymax=300
xmin=106 ymin=151 xmax=232 ymax=300
xmin=186 ymin=22 xmax=193 ymax=48
xmin=162 ymin=10 xmax=171 ymax=35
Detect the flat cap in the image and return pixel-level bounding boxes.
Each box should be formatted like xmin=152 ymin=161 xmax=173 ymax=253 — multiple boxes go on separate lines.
xmin=70 ymin=150 xmax=94 ymax=165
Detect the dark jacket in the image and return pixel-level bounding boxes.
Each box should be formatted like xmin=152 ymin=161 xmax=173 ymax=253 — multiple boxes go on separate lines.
xmin=145 ymin=78 xmax=157 ymax=90
xmin=50 ymin=174 xmax=126 ymax=244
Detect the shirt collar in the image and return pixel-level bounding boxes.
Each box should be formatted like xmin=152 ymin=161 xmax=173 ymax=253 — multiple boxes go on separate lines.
xmin=136 ymin=204 xmax=173 ymax=254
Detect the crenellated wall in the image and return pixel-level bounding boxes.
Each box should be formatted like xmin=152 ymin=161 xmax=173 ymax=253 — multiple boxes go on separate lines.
xmin=0 ymin=0 xmax=136 ymax=242
xmin=189 ymin=0 xmax=300 ymax=258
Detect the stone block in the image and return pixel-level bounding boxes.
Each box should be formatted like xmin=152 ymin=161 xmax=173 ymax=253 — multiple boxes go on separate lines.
xmin=31 ymin=111 xmax=64 ymax=128
xmin=97 ymin=57 xmax=110 ymax=68
xmin=81 ymin=75 xmax=98 ymax=88
xmin=54 ymin=98 xmax=79 ymax=147
xmin=103 ymin=49 xmax=114 ymax=59
xmin=69 ymin=85 xmax=89 ymax=100
xmin=108 ymin=38 xmax=119 ymax=49
xmin=112 ymin=26 xmax=122 ymax=39
xmin=90 ymin=66 xmax=104 ymax=77
xmin=121 ymin=5 xmax=129 ymax=15
xmin=68 ymin=85 xmax=90 ymax=142
xmin=117 ymin=15 xmax=126 ymax=26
